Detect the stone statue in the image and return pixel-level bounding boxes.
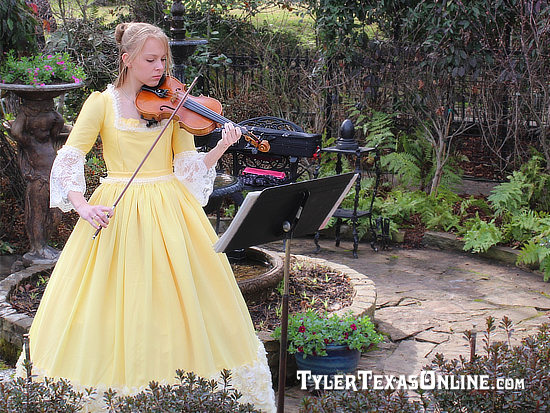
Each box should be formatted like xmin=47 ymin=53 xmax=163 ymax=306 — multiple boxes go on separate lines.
xmin=9 ymin=98 xmax=65 ymax=264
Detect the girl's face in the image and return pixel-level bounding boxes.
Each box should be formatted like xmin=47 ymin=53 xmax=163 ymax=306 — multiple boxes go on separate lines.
xmin=124 ymin=37 xmax=167 ymax=87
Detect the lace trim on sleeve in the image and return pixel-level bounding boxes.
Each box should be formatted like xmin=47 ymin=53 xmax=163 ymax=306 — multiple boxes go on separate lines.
xmin=173 ymin=151 xmax=216 ymax=206
xmin=50 ymin=145 xmax=86 ymax=212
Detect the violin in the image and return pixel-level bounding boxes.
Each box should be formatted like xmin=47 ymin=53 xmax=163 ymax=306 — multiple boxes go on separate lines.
xmin=135 ymin=75 xmax=270 ymax=153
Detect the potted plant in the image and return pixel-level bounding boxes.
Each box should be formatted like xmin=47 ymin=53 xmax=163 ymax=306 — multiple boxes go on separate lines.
xmin=0 ymin=50 xmax=86 ymax=87
xmin=272 ymin=309 xmax=383 ymax=377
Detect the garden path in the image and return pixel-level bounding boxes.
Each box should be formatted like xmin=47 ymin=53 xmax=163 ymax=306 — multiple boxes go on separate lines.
xmin=264 ymin=236 xmax=550 ymax=412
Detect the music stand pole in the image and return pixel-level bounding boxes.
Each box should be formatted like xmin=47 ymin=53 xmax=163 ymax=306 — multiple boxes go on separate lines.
xmin=277 ymin=223 xmax=292 ymax=413
xmin=277 ymin=189 xmax=308 ymax=413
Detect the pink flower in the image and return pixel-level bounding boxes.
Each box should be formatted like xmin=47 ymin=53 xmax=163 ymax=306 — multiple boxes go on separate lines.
xmin=350 ymin=324 xmax=357 ymax=331
xmin=47 ymin=55 xmax=53 ymax=59
xmin=71 ymin=75 xmax=82 ymax=84
xmin=56 ymin=61 xmax=65 ymax=65
xmin=44 ymin=65 xmax=53 ymax=71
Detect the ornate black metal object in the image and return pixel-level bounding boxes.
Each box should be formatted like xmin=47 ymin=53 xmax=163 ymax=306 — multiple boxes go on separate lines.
xmin=168 ymin=0 xmax=207 ymax=82
xmin=199 ymin=116 xmax=322 ymax=186
xmin=335 ymin=118 xmax=358 ymax=150
xmin=314 ymin=119 xmax=383 ymax=258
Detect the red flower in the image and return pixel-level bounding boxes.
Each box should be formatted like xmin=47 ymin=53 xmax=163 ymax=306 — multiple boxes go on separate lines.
xmin=26 ymin=2 xmax=38 ymax=14
xmin=343 ymin=332 xmax=349 ymax=339
xmin=298 ymin=325 xmax=306 ymax=333
xmin=350 ymin=324 xmax=357 ymax=331
xmin=297 ymin=346 xmax=304 ymax=353
xmin=324 ymin=338 xmax=330 ymax=344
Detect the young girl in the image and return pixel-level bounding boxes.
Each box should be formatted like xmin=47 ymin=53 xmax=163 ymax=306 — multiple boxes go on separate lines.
xmin=16 ymin=22 xmax=276 ymax=412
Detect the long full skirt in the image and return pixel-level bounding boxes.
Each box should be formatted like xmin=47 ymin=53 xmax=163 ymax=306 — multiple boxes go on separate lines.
xmin=16 ymin=176 xmax=276 ymax=412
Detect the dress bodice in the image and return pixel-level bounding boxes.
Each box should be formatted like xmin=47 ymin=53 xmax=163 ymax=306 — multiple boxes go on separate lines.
xmin=99 ymin=86 xmax=177 ymax=177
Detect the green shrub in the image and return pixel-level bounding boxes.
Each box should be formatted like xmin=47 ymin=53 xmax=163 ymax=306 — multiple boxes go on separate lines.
xmin=0 ymin=367 xmax=261 ymax=412
xmin=0 ymin=0 xmax=37 ymax=57
xmin=300 ymin=388 xmax=428 ymax=412
xmin=0 ymin=375 xmax=92 ymax=412
xmin=104 ymin=369 xmax=262 ymax=412
xmin=428 ymin=317 xmax=550 ymax=412
xmin=299 ymin=318 xmax=550 ymax=412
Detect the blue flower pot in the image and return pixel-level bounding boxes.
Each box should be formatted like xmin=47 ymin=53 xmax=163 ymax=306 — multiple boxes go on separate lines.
xmin=294 ymin=345 xmax=361 ymax=376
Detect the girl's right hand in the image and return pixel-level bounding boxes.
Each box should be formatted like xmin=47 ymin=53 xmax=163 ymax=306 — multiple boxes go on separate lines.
xmin=76 ymin=203 xmax=114 ymax=230
xmin=68 ymin=191 xmax=114 ymax=230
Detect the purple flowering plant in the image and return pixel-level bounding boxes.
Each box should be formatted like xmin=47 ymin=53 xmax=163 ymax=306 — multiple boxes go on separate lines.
xmin=273 ymin=309 xmax=383 ymax=358
xmin=0 ymin=51 xmax=86 ymax=86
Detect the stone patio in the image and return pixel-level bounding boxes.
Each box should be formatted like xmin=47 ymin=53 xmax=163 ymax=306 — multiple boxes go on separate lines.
xmin=264 ymin=235 xmax=550 ymax=412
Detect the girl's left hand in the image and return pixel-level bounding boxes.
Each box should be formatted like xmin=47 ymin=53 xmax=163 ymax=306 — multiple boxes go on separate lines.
xmin=218 ymin=122 xmax=242 ymax=150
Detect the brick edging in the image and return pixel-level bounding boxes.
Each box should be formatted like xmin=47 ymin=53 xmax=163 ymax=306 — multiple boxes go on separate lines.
xmin=0 ymin=264 xmax=52 ymax=349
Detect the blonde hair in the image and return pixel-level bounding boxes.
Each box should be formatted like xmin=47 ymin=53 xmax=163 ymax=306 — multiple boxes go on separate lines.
xmin=114 ymin=22 xmax=173 ymax=87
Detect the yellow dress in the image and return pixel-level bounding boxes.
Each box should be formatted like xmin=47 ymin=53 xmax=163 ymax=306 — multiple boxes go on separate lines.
xmin=15 ymin=86 xmax=276 ymax=412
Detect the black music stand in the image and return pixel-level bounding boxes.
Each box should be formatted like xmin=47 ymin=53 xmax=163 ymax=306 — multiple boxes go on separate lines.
xmin=214 ymin=173 xmax=357 ymax=413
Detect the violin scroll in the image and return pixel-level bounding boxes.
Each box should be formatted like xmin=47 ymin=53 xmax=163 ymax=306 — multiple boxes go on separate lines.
xmin=241 ymin=129 xmax=270 ymax=153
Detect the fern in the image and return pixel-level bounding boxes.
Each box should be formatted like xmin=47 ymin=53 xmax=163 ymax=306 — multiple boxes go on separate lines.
xmin=462 ymin=215 xmax=503 ymax=253
xmin=382 ymin=152 xmax=421 ymax=187
xmin=504 ymin=210 xmax=545 ymax=244
xmin=488 ymin=170 xmax=529 ymax=216
xmin=415 ymin=190 xmax=460 ymax=231
xmin=517 ymin=238 xmax=550 ymax=281
xmin=422 ymin=204 xmax=460 ymax=231
xmin=362 ymin=111 xmax=395 ymax=148
xmin=518 ymin=151 xmax=550 ymax=211
xmin=459 ymin=196 xmax=492 ymax=217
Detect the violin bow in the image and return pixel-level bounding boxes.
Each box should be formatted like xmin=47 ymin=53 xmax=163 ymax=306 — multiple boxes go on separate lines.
xmin=92 ymin=75 xmax=200 ymax=240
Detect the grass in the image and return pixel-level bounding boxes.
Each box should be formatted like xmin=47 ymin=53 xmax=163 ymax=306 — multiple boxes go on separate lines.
xmin=230 ymin=5 xmax=316 ymax=48
xmin=49 ymin=0 xmax=128 ymax=25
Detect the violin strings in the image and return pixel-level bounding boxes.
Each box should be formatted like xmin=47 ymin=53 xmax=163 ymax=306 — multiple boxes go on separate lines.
xmin=158 ymin=90 xmax=261 ymax=143
xmin=163 ymin=90 xmax=230 ymax=125
xmin=169 ymin=92 xmax=256 ymax=136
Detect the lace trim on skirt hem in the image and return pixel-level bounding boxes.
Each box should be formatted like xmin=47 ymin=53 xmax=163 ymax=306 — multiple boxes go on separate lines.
xmin=15 ymin=339 xmax=276 ymax=413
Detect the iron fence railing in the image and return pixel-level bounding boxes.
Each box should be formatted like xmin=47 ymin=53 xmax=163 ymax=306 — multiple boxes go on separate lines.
xmin=197 ymin=43 xmax=547 ymax=173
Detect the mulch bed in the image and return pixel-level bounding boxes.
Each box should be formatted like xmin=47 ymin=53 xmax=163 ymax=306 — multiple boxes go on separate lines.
xmin=9 ymin=257 xmax=355 ymax=333
xmin=9 ymin=269 xmax=51 ymax=317
xmin=246 ymin=257 xmax=354 ymax=331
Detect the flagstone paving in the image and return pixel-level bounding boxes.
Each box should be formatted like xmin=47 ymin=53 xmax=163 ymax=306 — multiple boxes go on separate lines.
xmin=263 ymin=237 xmax=550 ymax=412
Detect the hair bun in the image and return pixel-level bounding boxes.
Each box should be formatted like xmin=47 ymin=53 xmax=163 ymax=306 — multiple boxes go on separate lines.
xmin=115 ymin=23 xmax=129 ymax=44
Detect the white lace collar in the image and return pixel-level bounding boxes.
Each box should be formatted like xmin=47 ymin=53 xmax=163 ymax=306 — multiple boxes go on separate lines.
xmin=106 ymin=84 xmax=168 ymax=132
